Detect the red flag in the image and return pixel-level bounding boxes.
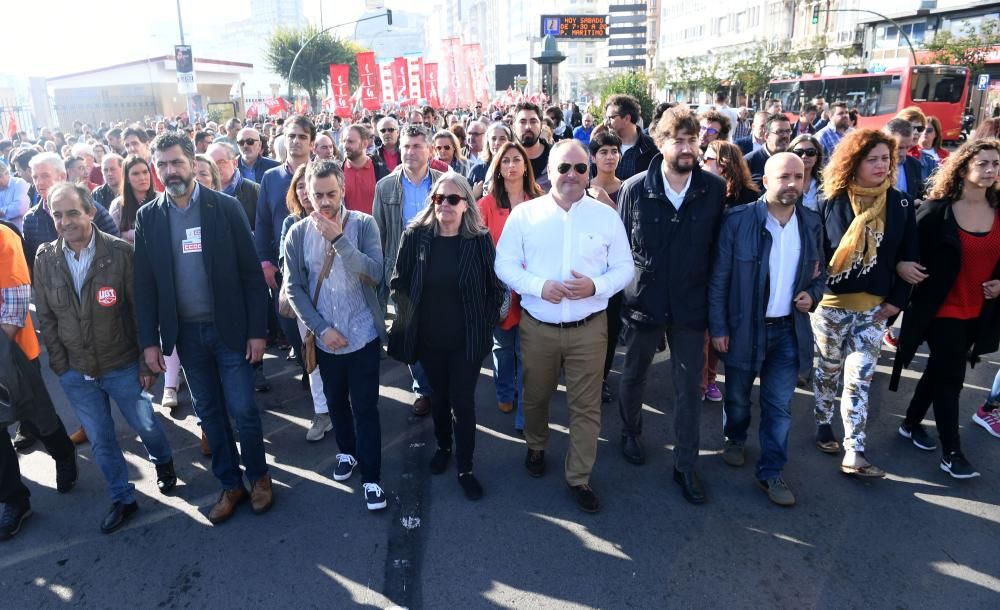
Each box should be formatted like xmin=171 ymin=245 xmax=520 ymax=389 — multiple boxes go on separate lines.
xmin=391 ymin=57 xmax=410 ymax=103
xmin=264 ymin=98 xmax=282 ymax=116
xmin=328 ymin=64 xmax=352 ymax=118
xmin=424 ymin=62 xmax=441 ymax=108
xmin=6 ymin=116 xmax=17 ymax=139
xmin=355 ymin=52 xmax=382 ymax=111
xmin=413 ymin=56 xmax=425 ymax=101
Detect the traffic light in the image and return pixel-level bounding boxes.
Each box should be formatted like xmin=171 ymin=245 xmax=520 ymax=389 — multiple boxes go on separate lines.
xmin=387 ymin=9 xmax=393 ymax=26
xmin=811 ymin=4 xmax=820 ymax=25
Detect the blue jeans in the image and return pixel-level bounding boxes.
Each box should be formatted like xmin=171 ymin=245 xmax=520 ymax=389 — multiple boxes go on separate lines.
xmin=175 ymin=321 xmax=267 ymax=489
xmin=410 ymin=361 xmax=433 ymax=398
xmin=722 ymin=320 xmax=799 ymax=481
xmin=988 ymin=368 xmax=1000 ymax=405
xmin=492 ymin=324 xmax=525 ymax=430
xmin=58 ymin=363 xmax=173 ymax=504
xmin=316 ymin=339 xmax=383 ymax=483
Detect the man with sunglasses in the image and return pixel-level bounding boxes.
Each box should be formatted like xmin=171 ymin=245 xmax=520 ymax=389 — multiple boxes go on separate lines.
xmin=745 ymin=114 xmax=793 ymax=190
xmin=495 ymin=139 xmax=633 ymax=513
xmin=236 ymin=127 xmax=279 ymax=183
xmin=375 ymin=116 xmax=401 ymax=172
xmin=617 ymin=107 xmax=727 ymax=505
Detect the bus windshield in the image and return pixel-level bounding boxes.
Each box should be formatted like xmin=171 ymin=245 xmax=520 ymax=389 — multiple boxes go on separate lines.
xmin=910 ymin=68 xmax=966 ymax=103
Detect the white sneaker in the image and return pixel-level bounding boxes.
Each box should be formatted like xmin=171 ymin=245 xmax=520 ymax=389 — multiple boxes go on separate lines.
xmin=364 ymin=482 xmax=387 ymax=511
xmin=306 ymin=413 xmax=333 ymax=442
xmin=333 ymin=454 xmax=357 ymax=481
xmin=161 ymin=387 xmax=178 ymax=410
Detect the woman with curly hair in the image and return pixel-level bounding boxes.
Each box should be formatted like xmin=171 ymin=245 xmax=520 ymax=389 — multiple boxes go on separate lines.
xmin=890 ymin=139 xmax=1000 ymax=478
xmin=702 ymin=140 xmax=759 ymax=207
xmin=278 ymin=164 xmax=328 ymax=441
xmin=477 ymin=141 xmax=544 ymax=430
xmin=811 ymin=128 xmax=919 ymax=477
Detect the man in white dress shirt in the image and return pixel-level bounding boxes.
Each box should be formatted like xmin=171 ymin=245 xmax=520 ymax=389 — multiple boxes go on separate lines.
xmin=495 ymin=139 xmax=632 ymax=513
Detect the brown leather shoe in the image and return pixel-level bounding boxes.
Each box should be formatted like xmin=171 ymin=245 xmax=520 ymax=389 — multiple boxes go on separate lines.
xmin=250 ymin=474 xmax=274 ymax=514
xmin=69 ymin=426 xmax=88 ymax=445
xmin=200 ymin=430 xmax=211 ymax=456
xmin=207 ymin=487 xmax=248 ymax=525
xmin=498 ymin=402 xmax=514 ymax=413
xmin=412 ymin=396 xmax=431 ymax=416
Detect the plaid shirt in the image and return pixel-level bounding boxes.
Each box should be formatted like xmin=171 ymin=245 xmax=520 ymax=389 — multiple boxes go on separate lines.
xmin=817 ymin=125 xmax=846 ymax=159
xmin=0 ymin=284 xmax=30 ymax=327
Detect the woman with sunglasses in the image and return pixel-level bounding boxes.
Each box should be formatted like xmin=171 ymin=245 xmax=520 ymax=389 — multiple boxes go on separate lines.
xmin=890 ymin=139 xmax=1000 ymax=479
xmin=918 ymin=116 xmax=950 ymax=164
xmin=469 ymin=122 xmax=512 ymax=199
xmin=478 ymin=142 xmax=545 ymax=430
xmin=702 ymin=140 xmax=760 ymax=208
xmin=788 ymin=135 xmax=824 ymax=211
xmin=390 ymin=174 xmax=503 ymax=500
xmin=433 ymin=130 xmax=468 ymax=177
xmin=278 ymin=165 xmax=330 ymax=442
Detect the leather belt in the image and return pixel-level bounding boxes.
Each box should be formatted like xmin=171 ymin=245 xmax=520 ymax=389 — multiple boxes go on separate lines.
xmin=525 ymin=310 xmax=602 ymax=329
xmin=764 ymin=315 xmax=793 ymax=325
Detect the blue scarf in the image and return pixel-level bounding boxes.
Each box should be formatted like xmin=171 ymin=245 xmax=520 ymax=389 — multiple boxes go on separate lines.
xmin=223 ymin=169 xmax=243 ymax=196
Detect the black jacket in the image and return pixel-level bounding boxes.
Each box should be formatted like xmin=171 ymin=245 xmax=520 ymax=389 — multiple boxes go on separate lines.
xmin=617 ymin=130 xmax=658 ymax=181
xmin=388 ymin=226 xmax=503 ymax=364
xmin=133 ymin=188 xmax=269 ymax=356
xmin=899 ymin=155 xmax=924 ymax=202
xmin=230 ymin=176 xmax=260 ymax=228
xmin=744 ymin=145 xmax=773 ymax=190
xmin=817 ymin=187 xmax=918 ymax=311
xmin=890 ymin=199 xmax=1000 ymax=390
xmin=618 ymin=155 xmax=728 ymax=329
xmin=371 ymin=148 xmax=393 ymax=182
xmin=735 ymin=137 xmax=755 ymax=157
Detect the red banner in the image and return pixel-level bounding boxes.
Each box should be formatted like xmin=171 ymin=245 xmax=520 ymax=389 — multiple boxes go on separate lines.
xmin=328 ymin=64 xmax=352 ymax=118
xmin=413 ymin=56 xmax=425 ymax=101
xmin=463 ymin=43 xmax=489 ymax=108
xmin=442 ymin=37 xmax=463 ymax=108
xmin=391 ymin=57 xmax=410 ymax=103
xmin=355 ymin=51 xmax=382 ymax=111
xmin=424 ymin=62 xmax=441 ymax=108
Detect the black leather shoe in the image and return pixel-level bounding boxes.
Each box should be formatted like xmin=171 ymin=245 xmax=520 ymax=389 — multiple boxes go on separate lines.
xmin=673 ymin=468 xmax=706 ymax=504
xmin=525 ymin=449 xmax=545 ymax=478
xmin=429 ymin=448 xmax=451 ymax=475
xmin=156 ymin=461 xmax=177 ymax=494
xmin=601 ymin=381 xmax=612 ymax=404
xmin=458 ymin=472 xmax=484 ymax=501
xmin=100 ymin=501 xmax=138 ymax=534
xmin=254 ymin=366 xmax=271 ymax=392
xmin=621 ymin=434 xmax=646 ymax=465
xmin=55 ymin=454 xmax=78 ymax=493
xmin=569 ymin=484 xmax=600 ymax=513
xmin=12 ymin=428 xmax=36 ymax=452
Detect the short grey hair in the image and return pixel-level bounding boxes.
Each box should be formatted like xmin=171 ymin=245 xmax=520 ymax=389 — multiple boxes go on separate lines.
xmin=71 ymin=143 xmax=95 ymax=159
xmin=49 ymin=181 xmax=95 ymax=213
xmin=102 ymin=153 xmax=124 ymax=168
xmin=409 ymin=173 xmax=488 ymax=238
xmin=206 ymin=142 xmax=237 ymax=160
xmin=305 ymin=158 xmax=344 ymax=189
xmin=377 ymin=116 xmax=399 ymax=131
xmin=29 ymin=152 xmax=66 ymax=174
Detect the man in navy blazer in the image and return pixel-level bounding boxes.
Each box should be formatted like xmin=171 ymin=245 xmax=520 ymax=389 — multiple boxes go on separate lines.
xmin=133 ymin=132 xmax=272 ymax=525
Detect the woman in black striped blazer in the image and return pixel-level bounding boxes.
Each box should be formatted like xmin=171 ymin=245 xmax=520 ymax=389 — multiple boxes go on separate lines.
xmin=389 ymin=173 xmax=504 ymax=501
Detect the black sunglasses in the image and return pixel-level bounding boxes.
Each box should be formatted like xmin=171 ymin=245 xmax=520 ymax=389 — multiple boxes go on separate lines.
xmin=557 ymin=163 xmax=589 ymax=175
xmin=792 ymin=148 xmax=819 ymax=158
xmin=380 ymin=128 xmax=397 ymax=134
xmin=431 ymin=193 xmax=466 ymax=206
xmin=237 ymin=139 xmax=258 ymax=146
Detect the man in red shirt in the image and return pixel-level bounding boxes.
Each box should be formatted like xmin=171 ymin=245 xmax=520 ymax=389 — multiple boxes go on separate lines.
xmin=342 ymin=124 xmax=388 ymax=215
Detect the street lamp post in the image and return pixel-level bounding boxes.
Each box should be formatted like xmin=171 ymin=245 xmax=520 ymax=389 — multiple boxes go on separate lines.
xmin=287 ymin=11 xmax=392 ymax=101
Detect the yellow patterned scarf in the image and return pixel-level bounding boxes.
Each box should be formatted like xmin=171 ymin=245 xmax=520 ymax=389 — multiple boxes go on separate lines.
xmin=828 ymin=180 xmax=890 ymax=283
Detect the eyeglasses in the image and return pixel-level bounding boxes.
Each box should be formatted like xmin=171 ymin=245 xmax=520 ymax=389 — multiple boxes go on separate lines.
xmin=379 ymin=128 xmax=397 ymax=134
xmin=557 ymin=163 xmax=589 ymax=175
xmin=237 ymin=139 xmax=258 ymax=146
xmin=699 ymin=126 xmax=719 ymax=136
xmin=770 ymin=129 xmax=793 ymax=136
xmin=431 ymin=193 xmax=466 ymax=206
xmin=468 ymin=131 xmax=485 ymax=136
xmin=792 ymin=148 xmax=819 ymax=158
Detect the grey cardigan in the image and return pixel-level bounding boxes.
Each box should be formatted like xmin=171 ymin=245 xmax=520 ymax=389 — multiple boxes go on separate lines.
xmin=282 ymin=209 xmax=388 ymax=346
xmin=371 ymin=167 xmax=444 ymax=290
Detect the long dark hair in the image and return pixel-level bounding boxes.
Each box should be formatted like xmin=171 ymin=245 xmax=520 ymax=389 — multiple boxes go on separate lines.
xmin=119 ymin=154 xmax=156 ymax=231
xmin=788 ymin=134 xmax=824 ymax=183
xmin=487 ymin=141 xmax=544 ymax=209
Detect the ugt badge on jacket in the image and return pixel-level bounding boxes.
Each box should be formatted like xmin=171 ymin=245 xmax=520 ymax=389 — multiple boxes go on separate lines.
xmin=97 ymin=286 xmax=118 ymax=307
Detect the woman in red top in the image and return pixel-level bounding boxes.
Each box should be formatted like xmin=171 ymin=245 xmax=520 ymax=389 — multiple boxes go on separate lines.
xmin=478 ymin=141 xmax=544 ymax=431
xmin=892 ymin=139 xmax=1000 ymax=479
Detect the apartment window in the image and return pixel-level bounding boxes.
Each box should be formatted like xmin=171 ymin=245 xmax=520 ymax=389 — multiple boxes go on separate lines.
xmin=584 ymin=55 xmax=594 ymax=64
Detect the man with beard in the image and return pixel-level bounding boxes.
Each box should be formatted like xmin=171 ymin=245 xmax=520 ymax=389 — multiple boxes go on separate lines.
xmin=816 ymin=101 xmax=851 ymax=158
xmin=616 ymin=107 xmax=727 ymax=504
xmin=698 ymin=110 xmax=731 ymax=157
xmin=236 ymin=127 xmax=279 ymax=183
xmin=134 ymin=132 xmax=271 ymax=524
xmin=374 ymin=116 xmax=400 ymax=172
xmin=708 ymin=153 xmax=826 ymax=506
xmin=513 ymin=102 xmax=552 ymax=192
xmin=342 ymin=124 xmax=388 ymax=215
xmin=744 ymin=114 xmax=793 ymax=190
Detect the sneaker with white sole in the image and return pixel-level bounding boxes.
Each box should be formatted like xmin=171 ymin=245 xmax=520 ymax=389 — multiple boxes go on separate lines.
xmin=940 ymin=452 xmax=980 ymax=479
xmin=972 ymin=405 xmax=1000 ymax=438
xmin=333 ymin=454 xmax=357 ymax=481
xmin=898 ymin=423 xmax=937 ymax=451
xmin=306 ymin=413 xmax=333 ymax=442
xmin=363 ymin=482 xmax=387 ymax=510
xmin=161 ymin=387 xmax=178 ymax=410
xmin=704 ymin=383 xmax=723 ymax=402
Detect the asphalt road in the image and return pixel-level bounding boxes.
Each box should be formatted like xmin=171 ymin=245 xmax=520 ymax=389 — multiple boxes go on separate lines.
xmin=3 ymin=336 xmax=999 ymax=609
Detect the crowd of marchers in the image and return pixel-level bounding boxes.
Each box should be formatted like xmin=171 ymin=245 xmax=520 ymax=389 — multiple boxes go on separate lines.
xmin=1 ymin=92 xmax=999 ymax=543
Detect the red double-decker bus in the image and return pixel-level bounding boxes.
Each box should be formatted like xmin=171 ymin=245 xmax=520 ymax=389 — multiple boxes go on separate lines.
xmin=768 ymin=65 xmax=970 ymax=142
